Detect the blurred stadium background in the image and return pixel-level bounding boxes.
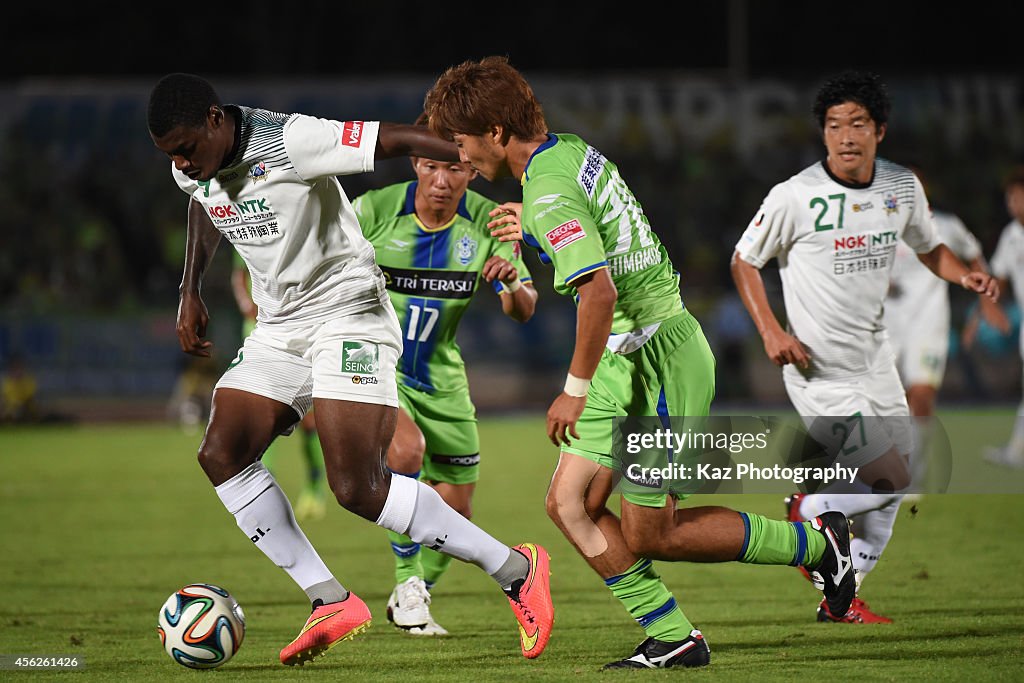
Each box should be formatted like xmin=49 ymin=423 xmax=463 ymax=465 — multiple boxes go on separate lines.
xmin=1 ymin=2 xmax=1022 ymax=422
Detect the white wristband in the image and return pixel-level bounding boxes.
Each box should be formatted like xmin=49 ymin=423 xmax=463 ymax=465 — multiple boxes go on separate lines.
xmin=505 ymin=278 xmax=523 ymax=293
xmin=563 ymin=373 xmax=591 ymax=397
xmin=960 ymin=274 xmax=970 ymax=289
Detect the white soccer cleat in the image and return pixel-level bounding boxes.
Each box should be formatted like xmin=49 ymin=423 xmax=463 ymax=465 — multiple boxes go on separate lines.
xmin=984 ymin=446 xmax=1024 ymax=469
xmin=406 ymin=614 xmax=449 ymax=637
xmin=385 ymin=577 xmax=431 ymax=630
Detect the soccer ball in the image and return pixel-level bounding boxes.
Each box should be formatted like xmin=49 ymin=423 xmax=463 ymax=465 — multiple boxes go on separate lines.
xmin=157 ymin=583 xmax=245 ymax=669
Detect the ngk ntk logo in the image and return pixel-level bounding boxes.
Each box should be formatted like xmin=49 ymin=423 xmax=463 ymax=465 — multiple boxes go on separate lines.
xmin=833 ymin=231 xmax=898 ymax=259
xmin=209 ymin=204 xmax=237 ymax=219
xmin=833 ymin=234 xmax=869 ymax=259
xmin=342 ymin=121 xmax=364 ymax=147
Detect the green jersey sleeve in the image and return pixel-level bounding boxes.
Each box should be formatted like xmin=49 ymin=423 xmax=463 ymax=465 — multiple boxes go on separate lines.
xmin=519 ymin=134 xmax=682 ymax=332
xmin=521 ymin=173 xmax=607 ymax=289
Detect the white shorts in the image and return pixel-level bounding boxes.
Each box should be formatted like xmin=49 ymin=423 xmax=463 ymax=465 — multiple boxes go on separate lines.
xmin=892 ymin=328 xmax=948 ymax=389
xmin=215 ymin=302 xmax=403 ymax=419
xmin=784 ymin=361 xmax=913 ymax=468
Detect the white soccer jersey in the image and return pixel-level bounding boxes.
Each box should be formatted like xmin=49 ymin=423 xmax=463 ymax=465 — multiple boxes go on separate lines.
xmin=736 ymin=159 xmax=940 ymax=380
xmin=990 ymin=219 xmax=1024 ymax=355
xmin=171 ymin=107 xmax=386 ymax=325
xmin=884 ymin=209 xmax=982 ymax=345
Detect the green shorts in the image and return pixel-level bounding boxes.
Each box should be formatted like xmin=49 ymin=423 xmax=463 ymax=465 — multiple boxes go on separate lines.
xmin=562 ymin=310 xmax=716 ymax=507
xmin=398 ymin=382 xmax=480 ymax=485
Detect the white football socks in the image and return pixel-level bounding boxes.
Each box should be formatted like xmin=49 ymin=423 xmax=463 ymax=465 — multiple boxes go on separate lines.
xmin=848 ymin=500 xmax=900 ymax=585
xmin=799 ymin=492 xmax=900 ymax=519
xmin=376 ymin=474 xmax=516 ymax=579
xmin=215 ymin=462 xmax=347 ymax=604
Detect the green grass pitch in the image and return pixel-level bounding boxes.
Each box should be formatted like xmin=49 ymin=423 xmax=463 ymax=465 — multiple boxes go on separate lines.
xmin=1 ymin=414 xmax=1022 ymax=681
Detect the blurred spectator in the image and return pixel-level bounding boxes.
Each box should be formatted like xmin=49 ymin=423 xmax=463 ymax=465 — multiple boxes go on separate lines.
xmin=1 ymin=353 xmax=38 ymax=422
xmin=980 ymin=166 xmax=1024 ymax=467
xmin=165 ymin=356 xmax=219 ymax=433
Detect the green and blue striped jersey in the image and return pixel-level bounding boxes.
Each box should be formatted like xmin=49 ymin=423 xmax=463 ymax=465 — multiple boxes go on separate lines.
xmin=354 ymin=182 xmax=532 ymax=394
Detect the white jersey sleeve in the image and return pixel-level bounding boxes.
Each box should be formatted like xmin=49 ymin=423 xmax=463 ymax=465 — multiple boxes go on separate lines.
xmin=900 ymin=175 xmax=941 ymax=254
xmin=735 ymin=183 xmax=798 ymax=268
xmin=285 ymin=116 xmax=379 ymax=181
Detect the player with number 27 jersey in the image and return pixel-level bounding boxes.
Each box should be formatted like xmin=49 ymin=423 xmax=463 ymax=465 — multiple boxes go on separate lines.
xmin=736 ymin=158 xmax=939 ymax=381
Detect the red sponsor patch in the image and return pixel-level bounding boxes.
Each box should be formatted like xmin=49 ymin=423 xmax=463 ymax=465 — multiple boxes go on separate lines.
xmin=545 ymin=219 xmax=586 ymax=252
xmin=341 ymin=121 xmax=364 ymax=148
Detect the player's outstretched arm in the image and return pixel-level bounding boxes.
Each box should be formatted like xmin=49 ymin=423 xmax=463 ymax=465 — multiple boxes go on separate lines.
xmin=917 ymin=244 xmax=1000 ymax=303
xmin=730 ymin=251 xmax=810 ymax=369
xmin=177 ymin=198 xmax=221 ymax=357
xmin=375 ymin=123 xmax=459 ymax=162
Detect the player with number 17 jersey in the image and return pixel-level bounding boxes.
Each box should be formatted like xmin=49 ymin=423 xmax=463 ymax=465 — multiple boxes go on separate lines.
xmin=354 ymin=182 xmax=532 ymax=396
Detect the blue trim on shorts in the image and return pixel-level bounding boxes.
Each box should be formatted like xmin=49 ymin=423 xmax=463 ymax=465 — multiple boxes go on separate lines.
xmin=388 ymin=468 xmax=421 ymax=479
xmin=657 ymin=387 xmax=671 ymax=463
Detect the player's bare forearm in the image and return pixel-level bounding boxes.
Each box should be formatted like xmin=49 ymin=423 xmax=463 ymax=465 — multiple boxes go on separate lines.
xmin=180 ymin=198 xmax=222 ymax=295
xmin=176 ymin=199 xmax=219 ymax=357
xmin=569 ymin=270 xmax=617 ymax=381
xmin=918 ymin=245 xmax=999 ymax=301
xmin=546 ymin=270 xmax=612 ymax=447
xmin=730 ymin=251 xmax=783 ymax=338
xmin=731 ymin=251 xmax=809 ymax=367
xmin=501 ymin=284 xmax=537 ymax=322
xmin=376 ymin=123 xmax=459 ymax=162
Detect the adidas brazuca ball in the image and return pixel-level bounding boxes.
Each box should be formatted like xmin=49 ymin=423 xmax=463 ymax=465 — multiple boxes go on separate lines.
xmin=157 ymin=583 xmax=245 ymax=669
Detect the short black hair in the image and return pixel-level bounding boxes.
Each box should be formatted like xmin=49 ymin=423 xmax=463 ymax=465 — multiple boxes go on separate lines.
xmin=813 ymin=70 xmax=890 ymax=128
xmin=1004 ymin=164 xmax=1024 ymax=190
xmin=147 ymin=73 xmax=220 ymax=137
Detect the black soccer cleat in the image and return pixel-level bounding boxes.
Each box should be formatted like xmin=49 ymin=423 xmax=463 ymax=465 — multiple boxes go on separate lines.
xmin=807 ymin=511 xmax=856 ymax=620
xmin=602 ymin=629 xmax=710 ymax=670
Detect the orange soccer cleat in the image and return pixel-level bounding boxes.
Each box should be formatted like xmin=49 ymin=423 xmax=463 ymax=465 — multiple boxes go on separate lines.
xmin=817 ymin=596 xmax=893 ymax=624
xmin=279 ymin=593 xmax=372 ymax=666
xmin=505 ymin=543 xmax=554 ymax=659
